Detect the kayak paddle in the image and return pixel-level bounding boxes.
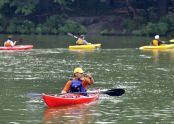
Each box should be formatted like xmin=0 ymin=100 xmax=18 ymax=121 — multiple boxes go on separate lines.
xmin=60 ymin=88 xmax=125 ymax=96
xmin=67 ymin=32 xmax=78 ymax=39
xmin=67 ymin=32 xmax=94 ymax=45
xmin=15 ymin=38 xmax=24 ymax=43
xmin=27 ymin=88 xmax=125 ymax=98
xmin=169 ymin=39 xmax=174 ymax=43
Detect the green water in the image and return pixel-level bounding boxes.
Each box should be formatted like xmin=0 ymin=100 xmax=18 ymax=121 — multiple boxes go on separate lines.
xmin=0 ymin=35 xmax=174 ymax=124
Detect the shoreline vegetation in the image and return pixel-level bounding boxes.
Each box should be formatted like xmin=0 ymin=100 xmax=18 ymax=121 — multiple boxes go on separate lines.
xmin=0 ymin=0 xmax=174 ymax=37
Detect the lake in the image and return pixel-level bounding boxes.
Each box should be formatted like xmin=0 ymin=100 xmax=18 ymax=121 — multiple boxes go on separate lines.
xmin=0 ymin=35 xmax=173 ymax=124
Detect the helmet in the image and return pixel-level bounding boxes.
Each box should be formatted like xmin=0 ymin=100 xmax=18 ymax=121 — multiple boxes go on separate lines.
xmin=73 ymin=67 xmax=84 ymax=73
xmin=155 ymin=35 xmax=159 ymax=39
xmin=80 ymin=35 xmax=85 ymax=39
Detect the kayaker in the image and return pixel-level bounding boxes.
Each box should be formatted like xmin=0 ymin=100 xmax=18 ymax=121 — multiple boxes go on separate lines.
xmin=151 ymin=35 xmax=165 ymax=46
xmin=61 ymin=67 xmax=94 ymax=96
xmin=76 ymin=35 xmax=89 ymax=45
xmin=4 ymin=35 xmax=16 ymax=47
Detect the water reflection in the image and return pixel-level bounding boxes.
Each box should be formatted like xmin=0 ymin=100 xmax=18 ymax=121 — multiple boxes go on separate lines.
xmin=43 ymin=103 xmax=98 ymax=124
xmin=68 ymin=49 xmax=100 ymax=60
xmin=140 ymin=49 xmax=174 ymax=62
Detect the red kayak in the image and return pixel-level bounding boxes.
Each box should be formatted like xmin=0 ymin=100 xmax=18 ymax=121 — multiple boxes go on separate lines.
xmin=42 ymin=90 xmax=100 ymax=107
xmin=0 ymin=45 xmax=33 ymax=50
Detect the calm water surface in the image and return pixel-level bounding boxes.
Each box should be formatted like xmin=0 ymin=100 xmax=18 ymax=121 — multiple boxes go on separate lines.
xmin=0 ymin=35 xmax=174 ymax=124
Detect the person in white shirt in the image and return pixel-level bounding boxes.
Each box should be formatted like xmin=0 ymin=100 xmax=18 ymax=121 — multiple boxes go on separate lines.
xmin=4 ymin=35 xmax=16 ymax=47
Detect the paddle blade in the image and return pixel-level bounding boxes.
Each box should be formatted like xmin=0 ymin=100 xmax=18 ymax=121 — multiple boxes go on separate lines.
xmin=67 ymin=32 xmax=73 ymax=37
xmin=102 ymin=88 xmax=125 ymax=96
xmin=18 ymin=38 xmax=24 ymax=42
xmin=170 ymin=39 xmax=174 ymax=42
xmin=26 ymin=92 xmax=42 ymax=98
xmin=67 ymin=32 xmax=78 ymax=39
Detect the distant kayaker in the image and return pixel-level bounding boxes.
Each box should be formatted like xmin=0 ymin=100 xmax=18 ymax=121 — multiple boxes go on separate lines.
xmin=61 ymin=67 xmax=94 ymax=96
xmin=4 ymin=35 xmax=16 ymax=47
xmin=151 ymin=35 xmax=165 ymax=46
xmin=76 ymin=35 xmax=89 ymax=45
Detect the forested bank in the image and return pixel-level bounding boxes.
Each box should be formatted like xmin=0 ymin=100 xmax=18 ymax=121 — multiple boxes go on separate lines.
xmin=0 ymin=0 xmax=174 ymax=36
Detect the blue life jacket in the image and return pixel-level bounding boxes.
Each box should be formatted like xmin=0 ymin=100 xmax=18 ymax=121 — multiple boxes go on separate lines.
xmin=69 ymin=79 xmax=87 ymax=96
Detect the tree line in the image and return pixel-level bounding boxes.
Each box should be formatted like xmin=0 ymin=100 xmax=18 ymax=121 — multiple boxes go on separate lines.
xmin=0 ymin=0 xmax=174 ymax=35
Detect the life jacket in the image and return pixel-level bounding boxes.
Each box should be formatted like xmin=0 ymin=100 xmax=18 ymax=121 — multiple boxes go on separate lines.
xmin=152 ymin=39 xmax=159 ymax=46
xmin=69 ymin=79 xmax=87 ymax=96
xmin=76 ymin=38 xmax=84 ymax=45
xmin=4 ymin=41 xmax=12 ymax=47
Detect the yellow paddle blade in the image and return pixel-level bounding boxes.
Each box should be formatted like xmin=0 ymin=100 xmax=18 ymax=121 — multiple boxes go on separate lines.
xmin=169 ymin=39 xmax=174 ymax=42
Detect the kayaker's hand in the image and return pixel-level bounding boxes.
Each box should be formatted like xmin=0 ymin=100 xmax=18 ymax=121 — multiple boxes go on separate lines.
xmin=84 ymin=73 xmax=93 ymax=79
xmin=82 ymin=73 xmax=94 ymax=84
xmin=61 ymin=91 xmax=67 ymax=94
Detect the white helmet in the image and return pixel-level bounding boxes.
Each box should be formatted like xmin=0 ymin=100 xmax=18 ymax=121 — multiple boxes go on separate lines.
xmin=155 ymin=35 xmax=159 ymax=39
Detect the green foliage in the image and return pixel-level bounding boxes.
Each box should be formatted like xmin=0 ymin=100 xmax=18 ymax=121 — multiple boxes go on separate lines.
xmin=144 ymin=22 xmax=156 ymax=35
xmin=157 ymin=22 xmax=168 ymax=35
xmin=54 ymin=0 xmax=68 ymax=5
xmin=100 ymin=29 xmax=109 ymax=35
xmin=122 ymin=18 xmax=136 ymax=32
xmin=10 ymin=0 xmax=39 ymax=15
xmin=6 ymin=19 xmax=35 ymax=34
xmin=35 ymin=24 xmax=50 ymax=34
xmin=160 ymin=12 xmax=174 ymax=32
xmin=140 ymin=22 xmax=168 ymax=36
xmin=100 ymin=29 xmax=117 ymax=35
xmin=17 ymin=20 xmax=35 ymax=34
xmin=6 ymin=20 xmax=17 ymax=33
xmin=58 ymin=20 xmax=87 ymax=34
xmin=0 ymin=0 xmax=173 ymax=35
xmin=122 ymin=16 xmax=145 ymax=33
xmin=0 ymin=1 xmax=8 ymax=8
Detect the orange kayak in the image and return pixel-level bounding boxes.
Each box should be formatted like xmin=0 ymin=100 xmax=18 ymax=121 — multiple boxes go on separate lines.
xmin=42 ymin=90 xmax=100 ymax=107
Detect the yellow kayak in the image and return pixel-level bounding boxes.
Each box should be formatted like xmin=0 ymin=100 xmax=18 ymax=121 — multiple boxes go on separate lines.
xmin=139 ymin=44 xmax=174 ymax=50
xmin=69 ymin=44 xmax=101 ymax=49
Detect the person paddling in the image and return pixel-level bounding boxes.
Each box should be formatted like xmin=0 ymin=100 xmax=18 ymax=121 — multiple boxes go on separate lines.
xmin=76 ymin=35 xmax=89 ymax=45
xmin=151 ymin=35 xmax=165 ymax=46
xmin=61 ymin=67 xmax=94 ymax=96
xmin=4 ymin=35 xmax=16 ymax=47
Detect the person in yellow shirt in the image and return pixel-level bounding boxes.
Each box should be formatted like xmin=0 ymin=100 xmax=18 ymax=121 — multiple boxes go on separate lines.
xmin=76 ymin=35 xmax=89 ymax=45
xmin=151 ymin=35 xmax=164 ymax=46
xmin=61 ymin=67 xmax=94 ymax=96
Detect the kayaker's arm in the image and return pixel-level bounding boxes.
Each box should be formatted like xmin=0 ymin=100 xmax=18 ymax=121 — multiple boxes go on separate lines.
xmin=83 ymin=40 xmax=89 ymax=45
xmin=14 ymin=41 xmax=17 ymax=46
xmin=61 ymin=81 xmax=71 ymax=94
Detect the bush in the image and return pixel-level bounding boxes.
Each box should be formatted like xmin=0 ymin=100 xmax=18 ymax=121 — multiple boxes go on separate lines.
xmin=157 ymin=22 xmax=168 ymax=35
xmin=58 ymin=20 xmax=87 ymax=34
xmin=160 ymin=12 xmax=174 ymax=32
xmin=17 ymin=20 xmax=35 ymax=34
xmin=142 ymin=22 xmax=168 ymax=36
xmin=6 ymin=21 xmax=17 ymax=33
xmin=122 ymin=18 xmax=135 ymax=32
